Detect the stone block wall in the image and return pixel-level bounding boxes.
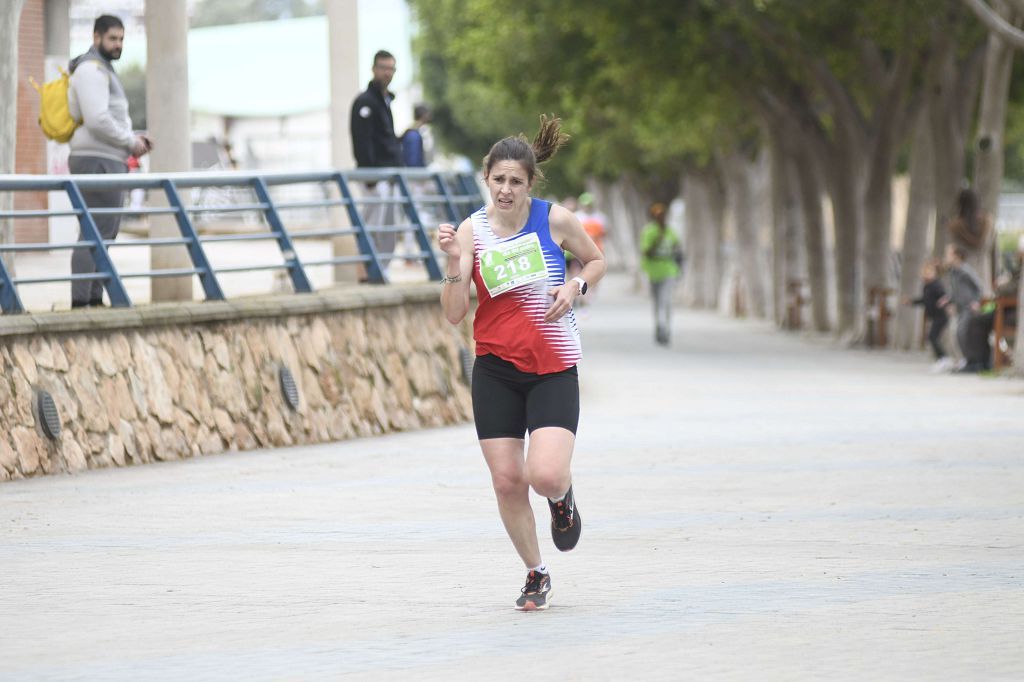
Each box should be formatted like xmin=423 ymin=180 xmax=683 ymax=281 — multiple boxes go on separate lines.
xmin=0 ymin=285 xmax=472 ymax=481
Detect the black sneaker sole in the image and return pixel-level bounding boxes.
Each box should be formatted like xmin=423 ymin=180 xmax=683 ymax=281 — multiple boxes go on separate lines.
xmin=551 ymin=511 xmax=582 ymax=552
xmin=515 ymin=589 xmax=552 ymax=611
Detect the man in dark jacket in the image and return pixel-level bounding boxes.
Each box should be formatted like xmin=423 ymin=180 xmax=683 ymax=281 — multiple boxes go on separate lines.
xmin=350 ymin=50 xmax=402 ymax=272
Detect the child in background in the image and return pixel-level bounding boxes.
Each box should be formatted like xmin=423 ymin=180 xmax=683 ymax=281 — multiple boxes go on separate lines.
xmin=904 ymin=259 xmax=953 ymax=373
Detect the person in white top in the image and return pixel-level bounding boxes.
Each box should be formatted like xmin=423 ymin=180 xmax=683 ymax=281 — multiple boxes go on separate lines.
xmin=66 ymin=15 xmax=151 ymax=308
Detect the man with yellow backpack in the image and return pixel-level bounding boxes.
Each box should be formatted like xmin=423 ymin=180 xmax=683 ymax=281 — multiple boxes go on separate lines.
xmin=63 ymin=15 xmax=150 ymax=307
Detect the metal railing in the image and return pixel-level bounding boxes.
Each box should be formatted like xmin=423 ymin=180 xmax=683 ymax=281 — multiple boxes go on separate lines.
xmin=0 ymin=168 xmax=484 ymax=314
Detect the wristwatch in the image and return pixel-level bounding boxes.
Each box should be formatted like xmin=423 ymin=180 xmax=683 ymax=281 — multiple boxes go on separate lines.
xmin=571 ymin=276 xmax=588 ymax=296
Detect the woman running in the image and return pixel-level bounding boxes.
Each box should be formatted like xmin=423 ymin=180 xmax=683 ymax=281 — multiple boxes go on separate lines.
xmin=438 ymin=116 xmax=605 ymax=610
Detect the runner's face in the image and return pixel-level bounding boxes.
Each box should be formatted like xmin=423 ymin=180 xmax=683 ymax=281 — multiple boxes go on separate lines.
xmin=486 ymin=161 xmax=532 ymax=214
xmin=95 ymin=28 xmax=124 ymax=61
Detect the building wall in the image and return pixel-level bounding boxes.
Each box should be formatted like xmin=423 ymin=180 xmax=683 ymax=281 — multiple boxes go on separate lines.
xmin=15 ymin=0 xmax=48 ymax=244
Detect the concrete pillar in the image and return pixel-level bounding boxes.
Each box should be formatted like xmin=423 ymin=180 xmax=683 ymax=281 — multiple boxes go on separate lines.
xmin=145 ymin=0 xmax=193 ymax=301
xmin=326 ymin=0 xmax=360 ymax=283
xmin=0 ymin=0 xmax=27 ymax=274
xmin=44 ymin=0 xmax=71 ymax=245
xmin=43 ymin=0 xmax=68 ymax=56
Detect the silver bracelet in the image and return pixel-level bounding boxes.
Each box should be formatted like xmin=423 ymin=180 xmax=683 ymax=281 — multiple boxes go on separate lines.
xmin=441 ymin=274 xmax=463 ymax=284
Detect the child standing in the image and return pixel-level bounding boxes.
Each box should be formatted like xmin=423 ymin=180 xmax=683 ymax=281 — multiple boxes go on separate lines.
xmin=904 ymin=260 xmax=952 ymax=372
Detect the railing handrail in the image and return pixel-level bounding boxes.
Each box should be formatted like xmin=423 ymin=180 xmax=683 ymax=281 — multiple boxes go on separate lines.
xmin=0 ymin=167 xmax=484 ymax=314
xmin=0 ymin=167 xmax=474 ymax=190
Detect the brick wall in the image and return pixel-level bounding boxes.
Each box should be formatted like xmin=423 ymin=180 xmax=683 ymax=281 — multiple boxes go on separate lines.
xmin=15 ymin=0 xmax=48 ymax=244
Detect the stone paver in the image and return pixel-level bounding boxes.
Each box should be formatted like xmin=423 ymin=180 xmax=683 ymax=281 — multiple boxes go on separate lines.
xmin=1 ymin=275 xmax=1022 ymax=680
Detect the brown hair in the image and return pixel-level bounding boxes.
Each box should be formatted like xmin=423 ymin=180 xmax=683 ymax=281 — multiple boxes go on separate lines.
xmin=483 ymin=115 xmax=569 ymax=183
xmin=949 ymin=188 xmax=989 ymax=249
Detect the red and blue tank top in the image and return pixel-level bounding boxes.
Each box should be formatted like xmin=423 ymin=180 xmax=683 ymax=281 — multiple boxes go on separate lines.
xmin=471 ymin=198 xmax=582 ymax=374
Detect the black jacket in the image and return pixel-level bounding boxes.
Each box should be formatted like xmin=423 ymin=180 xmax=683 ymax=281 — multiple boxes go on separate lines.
xmin=350 ymin=81 xmax=403 ymax=167
xmin=912 ymin=279 xmax=949 ymax=320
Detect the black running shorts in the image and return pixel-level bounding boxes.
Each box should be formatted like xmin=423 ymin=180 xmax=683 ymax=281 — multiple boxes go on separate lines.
xmin=471 ymin=353 xmax=580 ymax=440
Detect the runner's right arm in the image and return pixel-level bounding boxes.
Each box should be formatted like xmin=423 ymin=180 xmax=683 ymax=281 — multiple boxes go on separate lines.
xmin=439 ymin=218 xmax=474 ymax=325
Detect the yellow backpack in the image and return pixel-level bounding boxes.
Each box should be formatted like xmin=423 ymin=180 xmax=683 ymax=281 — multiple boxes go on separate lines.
xmin=29 ymin=67 xmax=81 ymax=143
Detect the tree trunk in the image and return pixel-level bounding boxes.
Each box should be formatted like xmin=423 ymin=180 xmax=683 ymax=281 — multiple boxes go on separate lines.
xmin=0 ymin=0 xmax=27 ymax=275
xmin=599 ymin=176 xmax=648 ymax=290
xmin=707 ymin=166 xmax=726 ymax=310
xmin=681 ymin=168 xmax=724 ymax=309
xmin=895 ymin=111 xmax=936 ymax=350
xmin=720 ymin=152 xmax=769 ymax=318
xmin=972 ymin=0 xmax=1016 ymax=290
xmin=621 ymin=174 xmax=654 ymax=292
xmin=782 ymin=158 xmax=806 ymax=326
xmin=680 ymin=172 xmax=705 ymax=307
xmin=861 ymin=120 xmax=901 ymax=322
xmin=794 ymin=148 xmax=831 ymax=332
xmin=826 ymin=141 xmax=866 ymax=339
xmin=768 ymin=143 xmax=798 ymax=326
xmin=586 ymin=176 xmax=634 ymax=273
xmin=930 ymin=29 xmax=983 ymax=257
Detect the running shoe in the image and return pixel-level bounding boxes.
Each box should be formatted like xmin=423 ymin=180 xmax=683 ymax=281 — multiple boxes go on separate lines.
xmin=549 ymin=485 xmax=582 ymax=552
xmin=515 ymin=570 xmax=552 ymax=611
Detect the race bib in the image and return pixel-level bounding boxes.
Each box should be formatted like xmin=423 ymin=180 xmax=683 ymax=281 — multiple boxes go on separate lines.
xmin=479 ymin=232 xmax=549 ymax=297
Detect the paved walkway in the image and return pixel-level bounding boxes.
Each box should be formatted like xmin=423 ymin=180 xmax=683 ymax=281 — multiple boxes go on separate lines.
xmin=2 ymin=277 xmax=1022 ymax=680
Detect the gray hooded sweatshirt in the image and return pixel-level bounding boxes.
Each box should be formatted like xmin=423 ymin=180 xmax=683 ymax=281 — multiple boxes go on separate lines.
xmin=67 ymin=46 xmax=135 ymax=163
xmin=948 ymin=261 xmax=984 ymax=314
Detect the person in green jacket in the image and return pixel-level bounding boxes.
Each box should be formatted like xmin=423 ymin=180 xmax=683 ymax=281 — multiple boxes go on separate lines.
xmin=640 ymin=202 xmax=682 ymax=345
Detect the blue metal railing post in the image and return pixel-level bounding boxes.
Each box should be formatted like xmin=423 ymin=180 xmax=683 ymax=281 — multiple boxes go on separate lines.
xmin=459 ymin=173 xmax=483 ymax=216
xmin=433 ymin=172 xmax=460 ymax=225
xmin=392 ymin=174 xmax=442 ymax=281
xmin=64 ymin=180 xmax=132 ymax=307
xmin=332 ymin=173 xmax=387 ymax=284
xmin=161 ymin=179 xmax=226 ymax=301
xmin=251 ymin=177 xmax=313 ymax=293
xmin=0 ymin=255 xmax=25 ymax=314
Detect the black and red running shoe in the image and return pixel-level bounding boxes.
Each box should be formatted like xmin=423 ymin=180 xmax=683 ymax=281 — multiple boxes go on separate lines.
xmin=548 ymin=485 xmax=582 ymax=552
xmin=515 ymin=570 xmax=552 ymax=611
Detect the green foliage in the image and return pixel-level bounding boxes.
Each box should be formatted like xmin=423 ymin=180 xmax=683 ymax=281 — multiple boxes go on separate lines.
xmin=119 ymin=63 xmax=146 ymax=130
xmin=410 ymin=0 xmax=986 ymax=195
xmin=410 ymin=0 xmax=754 ymax=193
xmin=190 ymin=0 xmax=323 ymax=28
xmin=1003 ymin=58 xmax=1024 ymax=184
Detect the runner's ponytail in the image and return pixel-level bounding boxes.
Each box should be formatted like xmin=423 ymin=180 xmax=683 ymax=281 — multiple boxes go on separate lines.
xmin=483 ymin=114 xmax=570 ymax=183
xmin=532 ymin=114 xmax=569 ymax=165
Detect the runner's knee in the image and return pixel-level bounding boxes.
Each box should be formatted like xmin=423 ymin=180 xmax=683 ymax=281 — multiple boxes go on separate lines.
xmin=490 ymin=467 xmax=528 ymax=498
xmin=527 ymin=465 xmax=569 ymax=499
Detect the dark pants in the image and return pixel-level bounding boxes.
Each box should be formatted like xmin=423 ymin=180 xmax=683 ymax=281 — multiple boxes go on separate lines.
xmin=364 ymin=180 xmax=397 ymax=271
xmin=927 ymin=315 xmax=948 ymax=359
xmin=966 ymin=312 xmax=994 ymax=369
xmin=69 ymin=156 xmax=128 ymax=305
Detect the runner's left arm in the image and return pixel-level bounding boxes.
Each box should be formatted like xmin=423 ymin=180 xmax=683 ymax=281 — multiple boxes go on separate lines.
xmin=546 ymin=205 xmax=606 ymax=322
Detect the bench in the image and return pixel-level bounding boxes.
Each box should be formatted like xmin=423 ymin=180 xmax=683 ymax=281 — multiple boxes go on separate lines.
xmin=990 ymin=295 xmax=1018 ymax=370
